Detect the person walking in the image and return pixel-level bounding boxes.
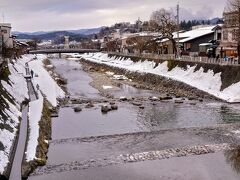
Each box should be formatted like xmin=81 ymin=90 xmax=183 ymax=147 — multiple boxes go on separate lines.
xmin=30 ymin=70 xmax=34 ymax=78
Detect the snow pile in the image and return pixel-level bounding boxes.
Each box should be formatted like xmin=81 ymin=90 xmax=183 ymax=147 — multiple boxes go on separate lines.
xmin=80 ymin=53 xmax=240 ymax=103
xmin=0 ymin=61 xmax=29 ymax=173
xmin=25 ymin=92 xmax=43 ymax=162
xmin=0 ymin=53 xmax=65 ymax=173
xmin=16 ymin=54 xmax=65 ymax=161
xmin=20 ymin=54 xmax=65 ymax=107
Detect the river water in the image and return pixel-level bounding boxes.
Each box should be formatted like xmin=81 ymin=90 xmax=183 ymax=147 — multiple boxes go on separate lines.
xmin=29 ymin=58 xmax=240 ymax=180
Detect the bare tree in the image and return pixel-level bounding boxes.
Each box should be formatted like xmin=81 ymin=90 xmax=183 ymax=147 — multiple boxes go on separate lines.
xmin=227 ymin=0 xmax=240 ymax=63
xmin=150 ymin=9 xmax=177 ymax=55
xmin=126 ymin=36 xmax=152 ymax=54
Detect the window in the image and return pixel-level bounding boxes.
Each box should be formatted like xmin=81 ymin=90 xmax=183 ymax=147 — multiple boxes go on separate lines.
xmin=1 ymin=29 xmax=7 ymax=34
xmin=223 ymin=30 xmax=228 ymax=41
xmin=217 ymin=33 xmax=221 ymax=40
xmin=232 ymin=29 xmax=239 ymax=41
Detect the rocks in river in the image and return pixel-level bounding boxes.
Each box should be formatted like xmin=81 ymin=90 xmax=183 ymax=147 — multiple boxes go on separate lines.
xmin=132 ymin=102 xmax=142 ymax=106
xmin=188 ymin=96 xmax=197 ymax=101
xmin=110 ymin=102 xmax=115 ymax=105
xmin=85 ymin=102 xmax=94 ymax=108
xmin=111 ymin=105 xmax=118 ymax=110
xmin=101 ymin=103 xmax=118 ymax=113
xmin=174 ymin=100 xmax=184 ymax=104
xmin=159 ymin=95 xmax=173 ymax=101
xmin=139 ymin=106 xmax=145 ymax=109
xmin=189 ymin=102 xmax=197 ymax=105
xmin=119 ymin=96 xmax=128 ymax=101
xmin=101 ymin=105 xmax=111 ymax=113
xmin=199 ymin=98 xmax=203 ymax=102
xmin=71 ymin=98 xmax=81 ymax=104
xmin=74 ymin=106 xmax=82 ymax=112
xmin=149 ymin=96 xmax=159 ymax=101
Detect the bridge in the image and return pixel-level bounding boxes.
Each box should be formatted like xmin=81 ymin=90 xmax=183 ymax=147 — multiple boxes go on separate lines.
xmin=29 ymin=48 xmax=100 ymax=55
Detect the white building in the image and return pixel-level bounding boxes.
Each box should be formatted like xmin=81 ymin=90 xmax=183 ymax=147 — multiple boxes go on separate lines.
xmin=0 ymin=23 xmax=13 ymax=51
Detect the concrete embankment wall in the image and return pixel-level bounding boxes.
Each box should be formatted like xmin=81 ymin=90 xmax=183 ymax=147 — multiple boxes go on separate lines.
xmin=80 ymin=53 xmax=240 ymax=103
xmin=109 ymin=54 xmax=240 ymax=91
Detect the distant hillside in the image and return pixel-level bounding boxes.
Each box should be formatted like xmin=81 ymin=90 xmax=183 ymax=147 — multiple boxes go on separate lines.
xmin=14 ymin=31 xmax=90 ymax=43
xmin=68 ymin=27 xmax=102 ymax=35
xmin=13 ymin=27 xmax=102 ymax=38
xmin=13 ymin=31 xmax=50 ymax=36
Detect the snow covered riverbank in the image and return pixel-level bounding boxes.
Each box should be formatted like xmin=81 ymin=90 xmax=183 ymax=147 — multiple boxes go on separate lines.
xmin=0 ymin=60 xmax=28 ymax=175
xmin=79 ymin=53 xmax=240 ymax=103
xmin=19 ymin=55 xmax=65 ymax=162
xmin=0 ymin=54 xmax=65 ymax=176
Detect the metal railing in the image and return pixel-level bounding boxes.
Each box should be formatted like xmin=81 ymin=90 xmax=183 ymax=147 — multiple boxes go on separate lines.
xmin=107 ymin=52 xmax=239 ymax=66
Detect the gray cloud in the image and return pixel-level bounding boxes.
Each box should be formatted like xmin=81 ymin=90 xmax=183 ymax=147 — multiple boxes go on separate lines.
xmin=0 ymin=0 xmax=228 ymax=32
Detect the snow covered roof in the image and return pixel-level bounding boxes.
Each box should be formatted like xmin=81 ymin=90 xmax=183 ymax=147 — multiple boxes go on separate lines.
xmin=122 ymin=32 xmax=161 ymax=40
xmin=178 ymin=25 xmax=216 ymax=43
xmin=199 ymin=43 xmax=212 ymax=46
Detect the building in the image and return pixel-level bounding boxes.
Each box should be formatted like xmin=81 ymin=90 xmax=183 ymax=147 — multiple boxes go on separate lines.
xmin=159 ymin=25 xmax=220 ymax=56
xmin=0 ymin=23 xmax=14 ymax=53
xmin=218 ymin=11 xmax=238 ymax=57
xmin=179 ymin=26 xmax=217 ymax=55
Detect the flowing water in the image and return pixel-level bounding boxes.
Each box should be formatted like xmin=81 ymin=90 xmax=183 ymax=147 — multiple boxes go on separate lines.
xmin=29 ymin=58 xmax=240 ymax=180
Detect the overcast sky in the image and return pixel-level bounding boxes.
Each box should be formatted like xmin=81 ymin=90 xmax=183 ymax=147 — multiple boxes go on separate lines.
xmin=0 ymin=0 xmax=227 ymax=32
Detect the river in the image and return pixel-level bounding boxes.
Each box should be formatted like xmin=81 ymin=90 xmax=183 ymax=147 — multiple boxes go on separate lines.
xmin=29 ymin=57 xmax=240 ymax=180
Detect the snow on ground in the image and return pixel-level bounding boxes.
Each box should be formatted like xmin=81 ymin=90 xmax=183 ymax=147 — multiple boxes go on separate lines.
xmin=20 ymin=54 xmax=65 ymax=107
xmin=79 ymin=53 xmax=240 ymax=103
xmin=0 ymin=53 xmax=65 ymax=173
xmin=15 ymin=54 xmax=65 ymax=161
xmin=102 ymin=85 xmax=113 ymax=90
xmin=0 ymin=60 xmax=29 ymax=173
xmin=25 ymin=92 xmax=43 ymax=162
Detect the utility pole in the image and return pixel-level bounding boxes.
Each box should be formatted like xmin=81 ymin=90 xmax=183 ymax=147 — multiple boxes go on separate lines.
xmin=177 ymin=3 xmax=180 ymax=59
xmin=2 ymin=12 xmax=4 ymax=23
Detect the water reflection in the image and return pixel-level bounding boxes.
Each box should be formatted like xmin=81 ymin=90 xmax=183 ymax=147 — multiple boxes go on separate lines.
xmin=136 ymin=103 xmax=178 ymax=130
xmin=225 ymin=147 xmax=240 ymax=174
xmin=135 ymin=102 xmax=240 ymax=130
xmin=112 ymin=84 xmax=160 ymax=98
xmin=50 ymin=58 xmax=100 ymax=98
xmin=219 ymin=106 xmax=240 ymax=124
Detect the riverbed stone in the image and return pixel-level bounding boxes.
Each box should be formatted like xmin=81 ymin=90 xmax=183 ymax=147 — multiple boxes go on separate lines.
xmin=111 ymin=105 xmax=118 ymax=110
xmin=74 ymin=106 xmax=82 ymax=112
xmin=188 ymin=96 xmax=197 ymax=100
xmin=149 ymin=96 xmax=159 ymax=101
xmin=85 ymin=102 xmax=94 ymax=108
xmin=132 ymin=102 xmax=142 ymax=106
xmin=110 ymin=102 xmax=115 ymax=105
xmin=175 ymin=100 xmax=184 ymax=104
xmin=101 ymin=105 xmax=111 ymax=113
xmin=189 ymin=102 xmax=197 ymax=105
xmin=119 ymin=96 xmax=127 ymax=101
xmin=160 ymin=95 xmax=173 ymax=101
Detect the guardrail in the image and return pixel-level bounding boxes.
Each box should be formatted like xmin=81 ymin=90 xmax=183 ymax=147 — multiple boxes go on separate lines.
xmin=107 ymin=52 xmax=239 ymax=66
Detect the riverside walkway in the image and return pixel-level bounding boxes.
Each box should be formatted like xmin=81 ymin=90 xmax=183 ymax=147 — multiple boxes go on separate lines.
xmin=9 ymin=62 xmax=38 ymax=180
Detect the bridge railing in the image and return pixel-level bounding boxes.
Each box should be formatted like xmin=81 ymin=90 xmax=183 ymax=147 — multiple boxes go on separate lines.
xmin=29 ymin=48 xmax=100 ymax=54
xmin=107 ymin=52 xmax=239 ymax=66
